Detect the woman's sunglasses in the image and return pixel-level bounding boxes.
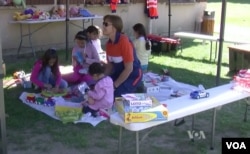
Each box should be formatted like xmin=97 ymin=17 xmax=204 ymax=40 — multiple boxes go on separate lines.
xmin=103 ymin=22 xmax=112 ymax=27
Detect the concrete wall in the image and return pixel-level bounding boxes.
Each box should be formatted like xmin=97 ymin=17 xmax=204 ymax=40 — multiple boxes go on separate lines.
xmin=0 ymin=2 xmax=207 ymax=56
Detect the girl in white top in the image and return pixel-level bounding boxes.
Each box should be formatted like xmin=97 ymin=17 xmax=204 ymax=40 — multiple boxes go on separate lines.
xmin=133 ymin=23 xmax=151 ymax=72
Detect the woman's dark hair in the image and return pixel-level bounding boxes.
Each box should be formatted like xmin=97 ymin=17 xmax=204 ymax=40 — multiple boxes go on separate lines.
xmin=133 ymin=23 xmax=151 ymax=50
xmin=41 ymin=48 xmax=59 ymax=77
xmin=75 ymin=30 xmax=88 ymax=41
xmin=88 ymin=62 xmax=105 ymax=76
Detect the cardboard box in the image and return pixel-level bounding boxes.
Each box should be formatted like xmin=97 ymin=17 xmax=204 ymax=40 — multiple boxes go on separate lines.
xmin=115 ymin=97 xmax=168 ymax=123
xmin=122 ymin=93 xmax=153 ymax=107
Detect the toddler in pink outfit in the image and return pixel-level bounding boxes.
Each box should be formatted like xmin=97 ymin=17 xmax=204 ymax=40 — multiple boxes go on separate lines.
xmin=81 ymin=62 xmax=114 ymax=117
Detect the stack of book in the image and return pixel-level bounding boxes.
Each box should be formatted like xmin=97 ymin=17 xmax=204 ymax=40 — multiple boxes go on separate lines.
xmin=115 ymin=93 xmax=168 ymax=123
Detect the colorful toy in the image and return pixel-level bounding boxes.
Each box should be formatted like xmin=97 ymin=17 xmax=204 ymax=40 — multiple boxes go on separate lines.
xmin=190 ymin=90 xmax=209 ymax=99
xmin=69 ymin=6 xmax=79 ymax=17
xmin=44 ymin=98 xmax=55 ymax=106
xmin=57 ymin=4 xmax=66 ymax=17
xmin=13 ymin=12 xmax=32 ymax=21
xmin=13 ymin=70 xmax=25 ymax=79
xmin=41 ymin=89 xmax=68 ymax=97
xmin=32 ymin=9 xmax=42 ymax=19
xmin=35 ymin=97 xmax=45 ymax=105
xmin=24 ymin=8 xmax=34 ymax=15
xmin=12 ymin=0 xmax=26 ymax=8
xmin=26 ymin=94 xmax=36 ymax=103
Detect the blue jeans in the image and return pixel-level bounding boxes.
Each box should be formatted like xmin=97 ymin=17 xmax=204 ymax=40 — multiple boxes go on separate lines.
xmin=38 ymin=66 xmax=68 ymax=89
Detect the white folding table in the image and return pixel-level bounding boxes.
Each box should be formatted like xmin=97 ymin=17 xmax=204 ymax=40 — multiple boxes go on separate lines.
xmin=174 ymin=32 xmax=219 ymax=61
xmin=110 ymin=83 xmax=250 ymax=154
xmin=10 ymin=16 xmax=103 ymax=58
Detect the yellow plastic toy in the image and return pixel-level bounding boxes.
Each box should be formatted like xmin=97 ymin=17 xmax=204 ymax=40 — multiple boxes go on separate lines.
xmin=13 ymin=12 xmax=32 ymax=21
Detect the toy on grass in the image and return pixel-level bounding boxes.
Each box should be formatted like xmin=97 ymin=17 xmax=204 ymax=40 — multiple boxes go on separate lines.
xmin=44 ymin=97 xmax=55 ymax=107
xmin=13 ymin=70 xmax=25 ymax=79
xmin=35 ymin=97 xmax=45 ymax=105
xmin=26 ymin=93 xmax=36 ymax=103
xmin=41 ymin=89 xmax=68 ymax=97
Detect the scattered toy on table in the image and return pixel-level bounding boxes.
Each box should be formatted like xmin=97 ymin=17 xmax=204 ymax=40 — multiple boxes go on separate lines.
xmin=170 ymin=90 xmax=182 ymax=97
xmin=50 ymin=4 xmax=66 ymax=18
xmin=162 ymin=68 xmax=170 ymax=76
xmin=79 ymin=8 xmax=95 ymax=17
xmin=69 ymin=6 xmax=80 ymax=17
xmin=190 ymin=90 xmax=209 ymax=99
xmin=13 ymin=12 xmax=32 ymax=21
xmin=24 ymin=8 xmax=34 ymax=16
xmin=161 ymin=75 xmax=169 ymax=82
xmin=12 ymin=0 xmax=26 ymax=8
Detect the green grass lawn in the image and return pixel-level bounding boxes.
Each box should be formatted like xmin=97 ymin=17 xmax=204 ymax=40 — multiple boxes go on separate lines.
xmin=2 ymin=1 xmax=250 ymax=154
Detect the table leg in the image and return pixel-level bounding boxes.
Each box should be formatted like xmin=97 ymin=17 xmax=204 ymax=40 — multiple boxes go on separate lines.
xmin=28 ymin=25 xmax=35 ymax=58
xmin=210 ymin=41 xmax=213 ymax=61
xmin=118 ymin=126 xmax=122 ymax=154
xmin=210 ymin=108 xmax=217 ymax=150
xmin=17 ymin=24 xmax=23 ymax=57
xmin=82 ymin=20 xmax=85 ymax=29
xmin=136 ymin=131 xmax=139 ymax=154
xmin=214 ymin=41 xmax=218 ymax=61
xmin=192 ymin=114 xmax=195 ymax=130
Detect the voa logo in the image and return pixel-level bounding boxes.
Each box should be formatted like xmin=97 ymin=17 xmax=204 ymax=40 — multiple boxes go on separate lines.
xmin=226 ymin=142 xmax=246 ymax=150
xmin=187 ymin=130 xmax=206 ymax=140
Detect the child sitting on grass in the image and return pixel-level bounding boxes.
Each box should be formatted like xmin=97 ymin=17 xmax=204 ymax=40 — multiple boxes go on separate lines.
xmin=30 ymin=48 xmax=68 ymax=92
xmin=81 ymin=62 xmax=114 ymax=117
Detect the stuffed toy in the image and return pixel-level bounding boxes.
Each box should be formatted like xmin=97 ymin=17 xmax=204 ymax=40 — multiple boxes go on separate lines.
xmin=24 ymin=8 xmax=34 ymax=16
xmin=12 ymin=0 xmax=26 ymax=8
xmin=57 ymin=4 xmax=66 ymax=17
xmin=39 ymin=12 xmax=50 ymax=20
xmin=13 ymin=12 xmax=32 ymax=21
xmin=32 ymin=9 xmax=42 ymax=19
xmin=69 ymin=6 xmax=79 ymax=17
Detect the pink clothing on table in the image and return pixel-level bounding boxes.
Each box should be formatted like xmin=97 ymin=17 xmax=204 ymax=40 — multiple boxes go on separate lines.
xmin=30 ymin=60 xmax=61 ymax=88
xmin=88 ymin=76 xmax=114 ymax=110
